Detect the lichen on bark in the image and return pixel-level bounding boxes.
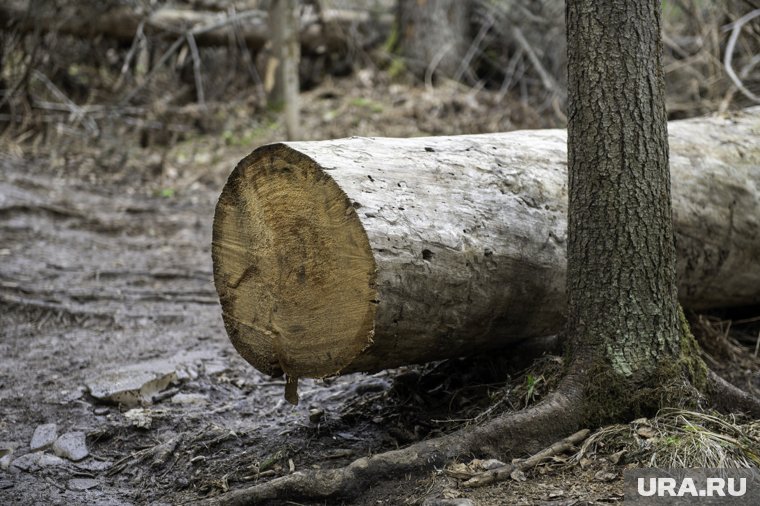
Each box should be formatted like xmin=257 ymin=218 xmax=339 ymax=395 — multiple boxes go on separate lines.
xmin=578 ymin=304 xmax=707 ymax=426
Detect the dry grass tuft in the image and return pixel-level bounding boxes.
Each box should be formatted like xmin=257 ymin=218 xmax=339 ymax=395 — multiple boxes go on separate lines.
xmin=573 ymin=408 xmax=760 ymax=470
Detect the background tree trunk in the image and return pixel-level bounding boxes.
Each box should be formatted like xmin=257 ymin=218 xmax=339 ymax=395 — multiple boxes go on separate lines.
xmin=566 ymin=0 xmax=703 ymax=418
xmin=268 ymin=0 xmax=301 ymax=140
xmin=212 ymin=109 xmax=760 ymax=381
xmin=396 ymin=0 xmax=472 ymax=81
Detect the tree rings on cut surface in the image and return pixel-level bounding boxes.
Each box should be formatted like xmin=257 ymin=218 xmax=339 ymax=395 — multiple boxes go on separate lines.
xmin=212 ymin=144 xmax=377 ymax=379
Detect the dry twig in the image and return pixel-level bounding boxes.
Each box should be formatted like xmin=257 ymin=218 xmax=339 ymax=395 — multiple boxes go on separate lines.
xmin=723 ymin=9 xmax=760 ymax=103
xmin=511 ymin=27 xmax=564 ymax=100
xmin=31 ymin=70 xmax=99 ymax=134
xmin=462 ymin=429 xmax=590 ymax=488
xmin=186 ymin=32 xmax=205 ymax=106
xmin=120 ymin=10 xmax=264 ymax=105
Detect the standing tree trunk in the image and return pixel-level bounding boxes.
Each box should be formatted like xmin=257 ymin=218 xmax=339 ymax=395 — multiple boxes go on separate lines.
xmin=565 ymin=0 xmax=704 ymax=420
xmin=268 ymin=0 xmax=301 ymax=140
xmin=396 ymin=0 xmax=471 ymax=81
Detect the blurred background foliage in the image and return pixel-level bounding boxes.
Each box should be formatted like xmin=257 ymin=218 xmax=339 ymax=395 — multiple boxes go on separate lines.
xmin=0 ymin=0 xmax=758 ymax=157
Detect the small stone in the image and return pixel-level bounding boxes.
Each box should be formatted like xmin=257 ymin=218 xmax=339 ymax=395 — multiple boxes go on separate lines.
xmin=170 ymin=393 xmax=208 ymax=405
xmin=68 ymin=478 xmax=99 ymax=491
xmin=85 ymin=361 xmax=179 ymax=407
xmin=175 ymin=365 xmax=199 ymax=381
xmin=203 ymin=361 xmax=228 ymax=376
xmin=0 ymin=442 xmax=18 ymax=455
xmin=61 ymin=387 xmax=85 ymax=402
xmin=0 ymin=479 xmax=13 ymax=490
xmin=594 ymin=470 xmax=618 ymax=482
xmin=11 ymin=452 xmax=41 ymax=471
xmin=53 ymin=432 xmax=89 ymax=461
xmin=30 ymin=423 xmax=58 ymax=451
xmin=0 ymin=444 xmax=17 ymax=470
xmin=93 ymin=407 xmax=109 ymax=416
xmin=38 ymin=454 xmax=67 ymax=467
xmin=124 ymin=408 xmax=153 ymax=429
xmin=308 ymin=408 xmax=324 ymax=423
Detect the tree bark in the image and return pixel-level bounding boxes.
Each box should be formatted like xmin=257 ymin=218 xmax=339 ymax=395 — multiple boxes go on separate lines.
xmin=565 ymin=0 xmax=704 ymax=420
xmin=211 ymin=108 xmax=760 ymax=381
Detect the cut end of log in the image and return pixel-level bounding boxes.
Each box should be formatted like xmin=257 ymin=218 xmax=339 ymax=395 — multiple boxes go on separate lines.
xmin=212 ymin=144 xmax=378 ymax=378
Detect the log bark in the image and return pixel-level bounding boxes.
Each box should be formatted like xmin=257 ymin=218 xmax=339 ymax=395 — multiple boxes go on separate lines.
xmin=0 ymin=0 xmax=390 ymax=53
xmin=211 ymin=108 xmax=760 ymax=380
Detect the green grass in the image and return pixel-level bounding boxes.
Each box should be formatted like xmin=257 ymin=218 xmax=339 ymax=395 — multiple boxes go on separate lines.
xmin=350 ymin=97 xmax=384 ymax=113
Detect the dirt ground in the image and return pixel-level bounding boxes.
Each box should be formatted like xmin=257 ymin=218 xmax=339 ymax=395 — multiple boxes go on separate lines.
xmin=0 ymin=75 xmax=756 ymax=505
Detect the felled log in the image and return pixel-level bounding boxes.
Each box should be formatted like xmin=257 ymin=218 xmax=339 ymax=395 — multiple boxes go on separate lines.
xmin=0 ymin=1 xmax=391 ymax=53
xmin=212 ymin=108 xmax=760 ymax=382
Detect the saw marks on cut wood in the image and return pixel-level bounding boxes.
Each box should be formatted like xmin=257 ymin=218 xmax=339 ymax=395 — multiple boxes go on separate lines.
xmin=212 ymin=144 xmax=377 ymax=382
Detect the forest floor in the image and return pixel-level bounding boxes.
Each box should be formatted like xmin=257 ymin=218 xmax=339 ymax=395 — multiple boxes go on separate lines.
xmin=1 ymin=73 xmax=759 ymax=505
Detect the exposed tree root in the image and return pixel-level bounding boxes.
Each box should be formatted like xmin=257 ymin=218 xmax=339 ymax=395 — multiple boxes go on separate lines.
xmin=464 ymin=366 xmax=586 ymax=457
xmin=463 ymin=428 xmax=590 ymax=488
xmin=197 ymin=360 xmax=760 ymax=504
xmin=708 ymin=369 xmax=760 ymax=418
xmin=202 ymin=432 xmax=463 ymax=506
xmin=201 ymin=372 xmax=586 ymax=505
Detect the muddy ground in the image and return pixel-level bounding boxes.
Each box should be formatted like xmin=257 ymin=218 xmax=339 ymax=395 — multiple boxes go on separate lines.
xmin=0 ymin=76 xmax=757 ymax=505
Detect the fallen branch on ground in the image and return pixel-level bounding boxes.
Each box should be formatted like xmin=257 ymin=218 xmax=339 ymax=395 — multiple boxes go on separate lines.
xmin=462 ymin=428 xmax=590 ymax=488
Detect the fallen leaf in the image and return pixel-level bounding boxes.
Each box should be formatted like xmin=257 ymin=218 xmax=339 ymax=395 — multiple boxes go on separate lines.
xmin=594 ymin=470 xmax=618 ymax=482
